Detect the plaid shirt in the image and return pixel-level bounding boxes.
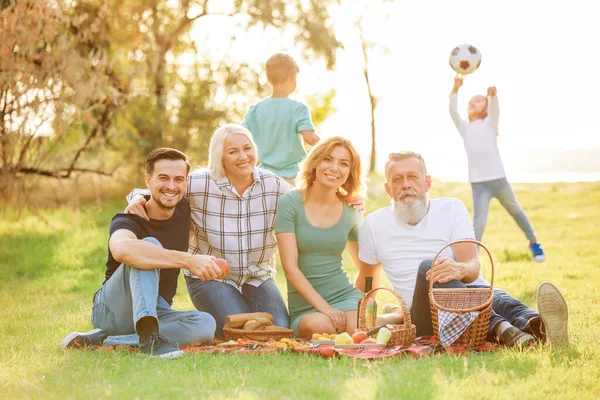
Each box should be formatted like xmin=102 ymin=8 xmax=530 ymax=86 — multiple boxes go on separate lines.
xmin=128 ymin=168 xmax=291 ymax=292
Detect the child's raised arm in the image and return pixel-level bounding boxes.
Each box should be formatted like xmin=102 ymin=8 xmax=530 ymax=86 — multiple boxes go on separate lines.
xmin=449 ymin=76 xmax=467 ymax=136
xmin=487 ymin=86 xmax=499 ymax=133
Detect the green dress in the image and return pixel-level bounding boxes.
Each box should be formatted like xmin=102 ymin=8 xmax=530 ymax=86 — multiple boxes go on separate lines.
xmin=275 ymin=190 xmax=364 ymax=335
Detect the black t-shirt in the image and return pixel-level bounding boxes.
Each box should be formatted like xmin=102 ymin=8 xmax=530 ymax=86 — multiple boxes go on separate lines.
xmin=101 ymin=199 xmax=191 ymax=305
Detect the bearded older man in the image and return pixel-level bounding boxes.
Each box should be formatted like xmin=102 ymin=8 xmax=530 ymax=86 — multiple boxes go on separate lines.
xmin=356 ymin=151 xmax=569 ymax=347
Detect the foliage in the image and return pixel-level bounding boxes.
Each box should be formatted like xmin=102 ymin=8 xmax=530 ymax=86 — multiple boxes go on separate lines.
xmin=306 ymin=88 xmax=337 ymax=129
xmin=0 ymin=0 xmax=342 ymax=206
xmin=0 ymin=0 xmax=119 ymax=198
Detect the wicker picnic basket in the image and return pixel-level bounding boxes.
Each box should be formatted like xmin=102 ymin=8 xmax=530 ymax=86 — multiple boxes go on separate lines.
xmin=222 ymin=327 xmax=294 ymax=342
xmin=429 ymin=239 xmax=495 ymax=347
xmin=358 ymin=287 xmax=416 ymax=347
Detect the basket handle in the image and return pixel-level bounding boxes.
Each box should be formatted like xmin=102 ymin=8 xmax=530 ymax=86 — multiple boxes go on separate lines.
xmin=358 ymin=287 xmax=412 ymax=330
xmin=429 ymin=239 xmax=495 ymax=294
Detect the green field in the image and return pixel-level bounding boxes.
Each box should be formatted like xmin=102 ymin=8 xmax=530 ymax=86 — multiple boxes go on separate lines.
xmin=1 ymin=181 xmax=599 ymax=399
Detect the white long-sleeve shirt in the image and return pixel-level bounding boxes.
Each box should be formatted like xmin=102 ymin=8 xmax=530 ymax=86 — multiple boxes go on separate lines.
xmin=449 ymin=92 xmax=506 ymax=183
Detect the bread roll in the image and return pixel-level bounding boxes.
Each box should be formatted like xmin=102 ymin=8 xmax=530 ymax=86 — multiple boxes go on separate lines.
xmin=243 ymin=319 xmax=260 ymax=331
xmin=224 ymin=312 xmax=274 ymax=329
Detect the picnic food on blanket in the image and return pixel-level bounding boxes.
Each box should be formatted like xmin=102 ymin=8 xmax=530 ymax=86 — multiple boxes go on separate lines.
xmin=224 ymin=312 xmax=274 ymax=329
xmin=243 ymin=320 xmax=261 ymax=330
xmin=334 ymin=332 xmax=353 ymax=345
xmin=255 ymin=325 xmax=295 ymax=332
xmin=216 ymin=340 xmax=239 ymax=347
xmin=214 ymin=258 xmax=230 ymax=278
xmin=360 ymin=338 xmax=377 ymax=344
xmin=352 ymin=331 xmax=368 ymax=344
xmin=242 ymin=317 xmax=273 ymax=331
xmin=268 ymin=338 xmax=311 ymax=348
xmin=376 ymin=327 xmax=392 ymax=345
xmin=312 ymin=333 xmax=336 ymax=341
xmin=223 ymin=312 xmax=294 ymax=341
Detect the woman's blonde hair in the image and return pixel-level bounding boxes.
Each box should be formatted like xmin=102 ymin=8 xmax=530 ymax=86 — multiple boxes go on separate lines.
xmin=207 ymin=124 xmax=258 ymax=180
xmin=297 ymin=136 xmax=364 ymax=201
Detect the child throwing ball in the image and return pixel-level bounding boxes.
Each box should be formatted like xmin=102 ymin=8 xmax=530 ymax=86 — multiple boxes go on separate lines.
xmin=449 ymin=76 xmax=545 ymax=262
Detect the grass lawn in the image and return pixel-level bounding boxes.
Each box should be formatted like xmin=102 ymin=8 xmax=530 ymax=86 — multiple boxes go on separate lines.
xmin=1 ymin=180 xmax=599 ymax=399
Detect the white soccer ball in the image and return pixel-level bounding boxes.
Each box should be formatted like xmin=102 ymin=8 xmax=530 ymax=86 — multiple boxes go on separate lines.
xmin=449 ymin=44 xmax=482 ymax=75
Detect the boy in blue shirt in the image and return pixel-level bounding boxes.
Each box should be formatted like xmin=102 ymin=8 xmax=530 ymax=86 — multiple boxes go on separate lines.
xmin=242 ymin=53 xmax=320 ymax=183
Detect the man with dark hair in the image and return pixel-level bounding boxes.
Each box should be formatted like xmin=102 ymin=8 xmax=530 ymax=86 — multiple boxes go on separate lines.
xmin=61 ymin=148 xmax=220 ymax=359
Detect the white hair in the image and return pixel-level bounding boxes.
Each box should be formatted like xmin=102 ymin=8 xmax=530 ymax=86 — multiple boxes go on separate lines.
xmin=207 ymin=124 xmax=257 ymax=180
xmin=385 ymin=151 xmax=428 ymax=181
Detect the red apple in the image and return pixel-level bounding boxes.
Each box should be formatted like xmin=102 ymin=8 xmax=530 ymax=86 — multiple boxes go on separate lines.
xmin=352 ymin=330 xmax=368 ymax=344
xmin=360 ymin=338 xmax=376 ymax=344
xmin=214 ymin=258 xmax=230 ymax=279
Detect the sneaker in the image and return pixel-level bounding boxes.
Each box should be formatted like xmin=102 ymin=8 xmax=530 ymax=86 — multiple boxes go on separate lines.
xmin=529 ymin=242 xmax=546 ymax=262
xmin=139 ymin=332 xmax=184 ymax=359
xmin=382 ymin=304 xmax=401 ymax=314
xmin=60 ymin=328 xmax=108 ymax=349
xmin=500 ymin=326 xmax=536 ymax=348
xmin=537 ymin=281 xmax=569 ymax=346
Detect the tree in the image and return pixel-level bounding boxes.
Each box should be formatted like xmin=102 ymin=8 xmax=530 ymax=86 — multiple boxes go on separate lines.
xmin=358 ymin=22 xmax=379 ymax=173
xmin=306 ymin=89 xmax=337 ymax=129
xmin=98 ymin=0 xmax=341 ymax=156
xmin=0 ymin=0 xmax=119 ymax=200
xmin=337 ymin=0 xmax=392 ymax=173
xmin=0 ymin=0 xmax=343 ymax=205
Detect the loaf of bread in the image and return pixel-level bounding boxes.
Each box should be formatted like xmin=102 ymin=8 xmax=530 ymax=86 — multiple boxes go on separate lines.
xmin=243 ymin=319 xmax=260 ymax=331
xmin=224 ymin=312 xmax=274 ymax=329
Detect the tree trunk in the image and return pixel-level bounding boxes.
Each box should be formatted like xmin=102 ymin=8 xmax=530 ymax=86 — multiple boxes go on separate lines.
xmin=361 ymin=37 xmax=377 ymax=173
xmin=153 ymin=52 xmax=166 ymax=149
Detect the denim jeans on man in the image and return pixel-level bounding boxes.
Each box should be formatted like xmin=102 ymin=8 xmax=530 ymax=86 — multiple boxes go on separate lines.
xmin=186 ymin=276 xmax=290 ymax=338
xmin=92 ymin=237 xmax=216 ymax=346
xmin=410 ymin=260 xmax=540 ymax=341
xmin=471 ymin=178 xmax=536 ymax=242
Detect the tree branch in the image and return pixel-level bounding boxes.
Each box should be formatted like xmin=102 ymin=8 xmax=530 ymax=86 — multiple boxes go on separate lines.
xmin=64 ymin=102 xmax=113 ymax=178
xmin=15 ymin=167 xmax=113 ymax=178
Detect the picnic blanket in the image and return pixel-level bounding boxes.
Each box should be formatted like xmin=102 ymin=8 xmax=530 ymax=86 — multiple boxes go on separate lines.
xmin=97 ymin=336 xmax=498 ymax=359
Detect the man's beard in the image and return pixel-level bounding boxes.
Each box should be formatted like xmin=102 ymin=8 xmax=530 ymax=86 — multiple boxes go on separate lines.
xmin=392 ymin=190 xmax=429 ymax=225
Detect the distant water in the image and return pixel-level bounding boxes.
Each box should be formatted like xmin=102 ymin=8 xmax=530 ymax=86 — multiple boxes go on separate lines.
xmin=438 ymin=172 xmax=600 ymax=183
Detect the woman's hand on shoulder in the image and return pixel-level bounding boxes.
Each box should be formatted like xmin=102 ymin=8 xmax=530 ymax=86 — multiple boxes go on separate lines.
xmin=125 ymin=196 xmax=149 ymax=221
xmin=347 ymin=196 xmax=366 ymax=214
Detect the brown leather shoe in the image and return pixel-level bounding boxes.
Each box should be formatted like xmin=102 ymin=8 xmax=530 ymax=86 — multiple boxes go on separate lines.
xmin=500 ymin=326 xmax=536 ymax=348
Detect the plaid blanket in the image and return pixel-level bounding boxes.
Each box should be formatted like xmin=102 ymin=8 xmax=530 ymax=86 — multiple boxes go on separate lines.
xmin=97 ymin=336 xmax=498 ymax=359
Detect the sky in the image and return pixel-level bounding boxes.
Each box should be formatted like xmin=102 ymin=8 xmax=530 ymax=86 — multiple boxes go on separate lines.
xmin=190 ymin=0 xmax=600 ymax=182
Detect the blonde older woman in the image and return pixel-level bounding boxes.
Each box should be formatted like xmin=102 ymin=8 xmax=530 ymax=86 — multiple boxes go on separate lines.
xmin=126 ymin=124 xmax=291 ymax=337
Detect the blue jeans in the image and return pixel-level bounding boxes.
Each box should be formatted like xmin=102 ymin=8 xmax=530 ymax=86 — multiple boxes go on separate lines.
xmin=92 ymin=237 xmax=216 ymax=346
xmin=471 ymin=178 xmax=536 ymax=242
xmin=185 ymin=276 xmax=290 ymax=338
xmin=410 ymin=260 xmax=540 ymax=341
